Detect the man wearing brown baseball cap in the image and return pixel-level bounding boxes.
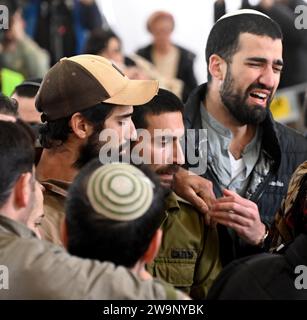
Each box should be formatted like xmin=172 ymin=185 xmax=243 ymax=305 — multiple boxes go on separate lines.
xmin=35 ymin=54 xmax=159 ymax=245
xmin=36 ymin=55 xmax=158 ymax=122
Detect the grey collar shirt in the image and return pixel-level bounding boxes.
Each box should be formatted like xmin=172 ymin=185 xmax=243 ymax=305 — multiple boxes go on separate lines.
xmin=200 ymin=101 xmax=262 ymax=195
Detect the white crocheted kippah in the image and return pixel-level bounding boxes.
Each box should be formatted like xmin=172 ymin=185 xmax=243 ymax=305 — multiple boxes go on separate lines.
xmin=216 ymin=9 xmax=271 ymax=24
xmin=86 ymin=163 xmax=154 ymax=221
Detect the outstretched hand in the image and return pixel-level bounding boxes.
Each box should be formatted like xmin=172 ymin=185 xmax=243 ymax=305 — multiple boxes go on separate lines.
xmin=173 ymin=168 xmax=216 ymax=225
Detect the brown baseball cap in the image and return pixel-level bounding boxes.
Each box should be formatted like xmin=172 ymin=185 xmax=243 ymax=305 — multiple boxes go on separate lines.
xmin=35 ymin=55 xmax=159 ymax=121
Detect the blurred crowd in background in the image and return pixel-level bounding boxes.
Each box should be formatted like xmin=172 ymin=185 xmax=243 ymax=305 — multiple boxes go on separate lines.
xmin=0 ymin=0 xmax=306 ymax=134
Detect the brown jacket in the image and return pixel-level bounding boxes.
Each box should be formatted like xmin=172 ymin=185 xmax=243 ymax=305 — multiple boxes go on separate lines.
xmin=38 ymin=179 xmax=70 ymax=245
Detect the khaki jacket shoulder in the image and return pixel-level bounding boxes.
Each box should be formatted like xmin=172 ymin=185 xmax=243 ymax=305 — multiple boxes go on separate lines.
xmin=0 ymin=216 xmax=182 ymax=300
xmin=39 ymin=179 xmax=70 ymax=246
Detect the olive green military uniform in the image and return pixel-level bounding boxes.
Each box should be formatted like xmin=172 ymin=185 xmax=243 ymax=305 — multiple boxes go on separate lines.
xmin=147 ymin=192 xmax=222 ymax=299
xmin=38 ymin=179 xmax=70 ymax=246
xmin=39 ymin=182 xmax=220 ymax=299
xmin=0 ymin=215 xmax=184 ymax=299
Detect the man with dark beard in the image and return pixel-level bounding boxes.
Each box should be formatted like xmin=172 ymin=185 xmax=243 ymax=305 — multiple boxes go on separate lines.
xmin=35 ymin=54 xmax=158 ymax=245
xmin=0 ymin=119 xmax=185 ymax=300
xmin=131 ymin=89 xmax=222 ymax=299
xmin=174 ymin=9 xmax=307 ymax=265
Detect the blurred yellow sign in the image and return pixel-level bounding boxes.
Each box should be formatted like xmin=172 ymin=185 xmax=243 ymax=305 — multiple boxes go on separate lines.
xmin=270 ymin=96 xmax=291 ymax=121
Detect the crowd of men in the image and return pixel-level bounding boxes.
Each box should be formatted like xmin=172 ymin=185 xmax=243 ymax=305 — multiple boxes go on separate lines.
xmin=0 ymin=9 xmax=307 ymax=300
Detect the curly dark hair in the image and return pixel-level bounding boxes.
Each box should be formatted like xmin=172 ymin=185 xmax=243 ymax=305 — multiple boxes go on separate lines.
xmin=39 ymin=102 xmax=115 ymax=149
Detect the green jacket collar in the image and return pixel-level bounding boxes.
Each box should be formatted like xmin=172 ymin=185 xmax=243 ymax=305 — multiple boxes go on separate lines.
xmin=165 ymin=192 xmax=191 ymax=211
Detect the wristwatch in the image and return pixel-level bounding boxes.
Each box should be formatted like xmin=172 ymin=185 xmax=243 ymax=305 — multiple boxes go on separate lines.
xmin=258 ymin=224 xmax=269 ymax=248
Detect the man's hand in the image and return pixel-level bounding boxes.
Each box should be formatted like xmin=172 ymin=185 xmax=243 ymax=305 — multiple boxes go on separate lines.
xmin=173 ymin=168 xmax=216 ymax=224
xmin=209 ymin=189 xmax=266 ymax=245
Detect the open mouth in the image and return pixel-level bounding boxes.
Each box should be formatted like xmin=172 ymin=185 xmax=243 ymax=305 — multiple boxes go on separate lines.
xmin=250 ymin=92 xmax=267 ymax=100
xmin=248 ymin=90 xmax=270 ymax=106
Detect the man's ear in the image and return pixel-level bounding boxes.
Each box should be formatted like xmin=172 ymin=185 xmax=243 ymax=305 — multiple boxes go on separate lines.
xmin=14 ymin=172 xmax=32 ymax=209
xmin=208 ymin=54 xmax=227 ymax=81
xmin=142 ymin=228 xmax=163 ymax=264
xmin=70 ymin=113 xmax=93 ymax=140
xmin=60 ymin=218 xmax=68 ymax=248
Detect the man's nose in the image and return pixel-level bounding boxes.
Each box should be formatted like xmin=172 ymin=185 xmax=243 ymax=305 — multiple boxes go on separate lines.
xmin=259 ymin=66 xmax=276 ymax=89
xmin=172 ymin=140 xmax=185 ymax=165
xmin=128 ymin=120 xmax=137 ymax=141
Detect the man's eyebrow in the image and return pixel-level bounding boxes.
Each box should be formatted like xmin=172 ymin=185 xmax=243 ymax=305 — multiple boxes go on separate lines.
xmin=116 ymin=112 xmax=133 ymax=119
xmin=246 ymin=57 xmax=283 ymax=66
xmin=153 ymin=134 xmax=181 ymax=141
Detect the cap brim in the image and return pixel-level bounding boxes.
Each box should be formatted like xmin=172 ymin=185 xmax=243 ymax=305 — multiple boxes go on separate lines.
xmin=103 ymin=79 xmax=159 ymax=106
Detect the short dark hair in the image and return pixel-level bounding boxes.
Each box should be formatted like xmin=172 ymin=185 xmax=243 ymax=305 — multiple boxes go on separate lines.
xmin=0 ymin=119 xmax=35 ymax=208
xmin=0 ymin=94 xmax=18 ymax=116
xmin=39 ymin=102 xmax=115 ymax=149
xmin=83 ymin=29 xmax=120 ymax=55
xmin=132 ymin=88 xmax=184 ymax=130
xmin=13 ymin=79 xmax=42 ymax=98
xmin=65 ymin=159 xmax=169 ymax=268
xmin=205 ymin=13 xmax=283 ymax=81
